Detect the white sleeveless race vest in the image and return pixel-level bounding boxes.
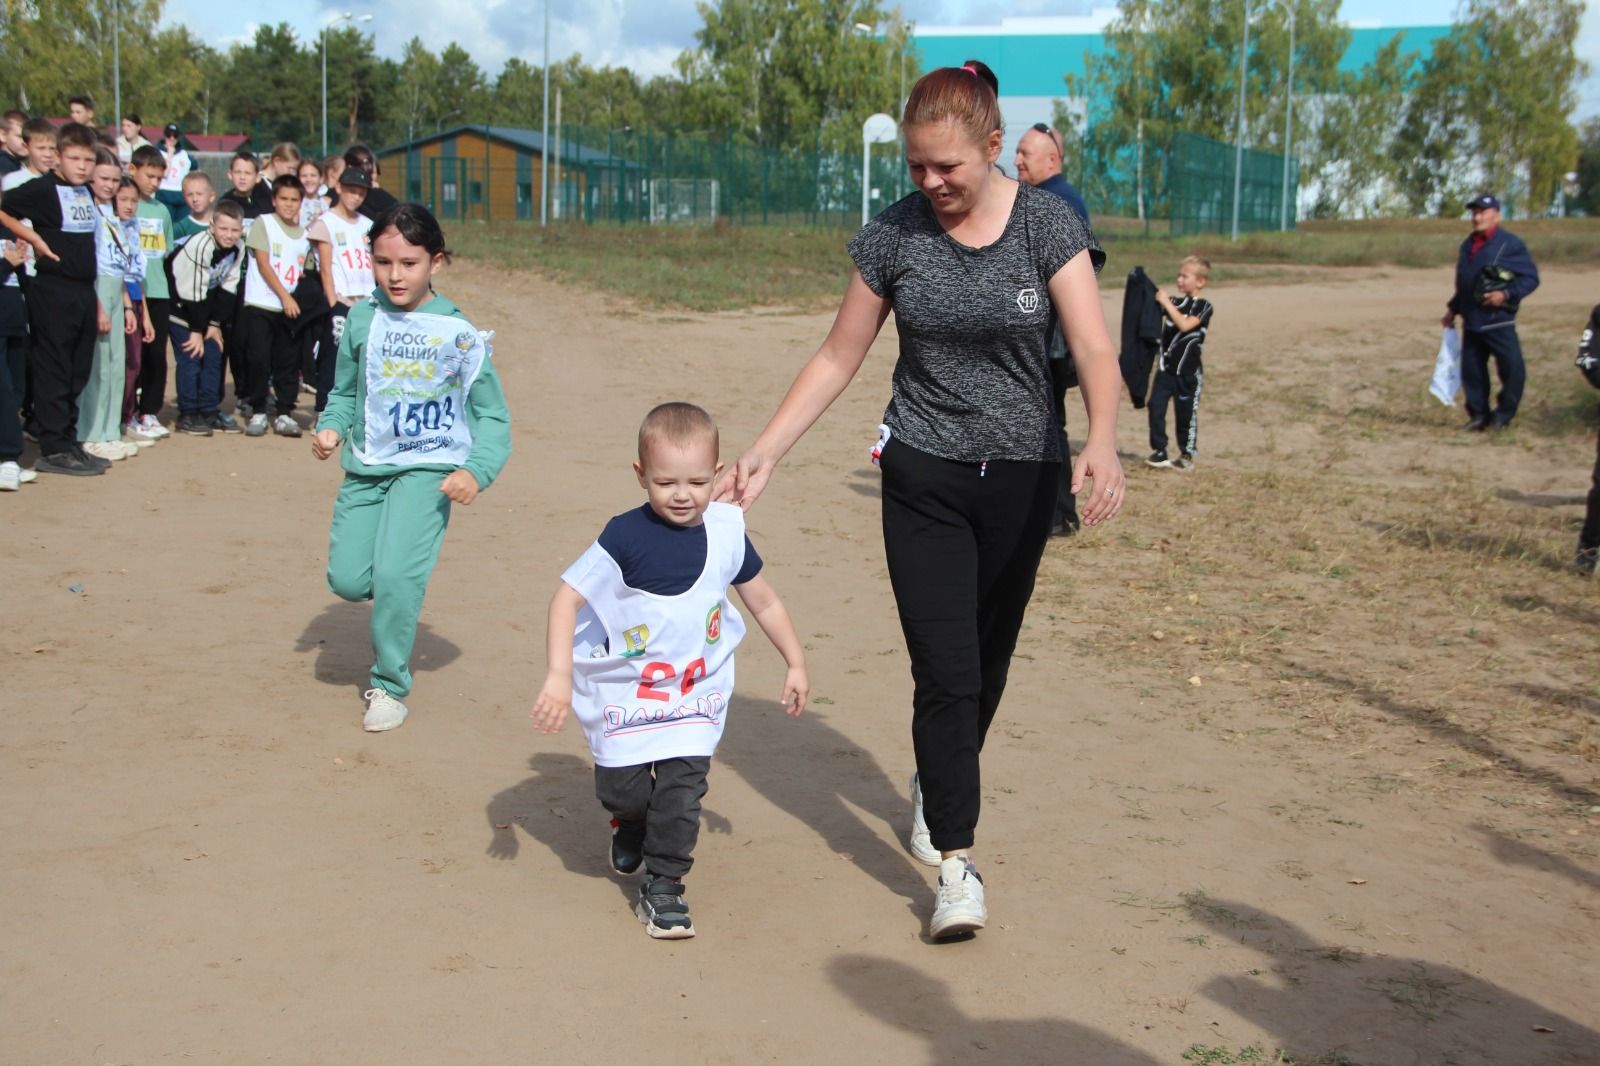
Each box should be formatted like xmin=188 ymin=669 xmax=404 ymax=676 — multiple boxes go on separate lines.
xmin=564 ymin=502 xmax=750 ymax=767
xmin=318 ymin=211 xmax=373 ymax=299
xmin=243 ymin=214 xmax=308 ymax=311
xmin=355 ymin=307 xmax=489 ymax=468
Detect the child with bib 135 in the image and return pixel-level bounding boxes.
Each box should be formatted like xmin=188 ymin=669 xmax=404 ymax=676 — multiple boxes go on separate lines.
xmin=311 ymin=203 xmax=511 ymax=732
xmin=530 ymin=402 xmax=809 ymax=940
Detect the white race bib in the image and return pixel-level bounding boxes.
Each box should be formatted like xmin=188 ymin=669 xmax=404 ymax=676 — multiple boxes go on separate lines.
xmin=357 ymin=309 xmax=488 ymax=468
xmin=57 ymin=185 xmax=95 ymax=234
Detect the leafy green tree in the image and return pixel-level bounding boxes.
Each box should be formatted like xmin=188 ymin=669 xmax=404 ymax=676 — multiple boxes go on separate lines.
xmin=682 ymin=0 xmax=916 ymax=150
xmin=1575 ymin=118 xmax=1600 ymax=217
xmin=1393 ymin=0 xmax=1585 ymax=215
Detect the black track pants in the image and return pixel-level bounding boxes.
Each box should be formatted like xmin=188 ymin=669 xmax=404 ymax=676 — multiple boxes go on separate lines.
xmin=25 ymin=276 xmax=97 ymax=455
xmin=879 ymin=436 xmax=1059 ymax=853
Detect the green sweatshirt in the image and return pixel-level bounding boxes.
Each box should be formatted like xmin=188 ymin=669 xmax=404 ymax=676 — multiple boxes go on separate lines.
xmin=316 ymin=289 xmax=512 ymax=490
xmin=136 ymin=198 xmax=174 ymax=300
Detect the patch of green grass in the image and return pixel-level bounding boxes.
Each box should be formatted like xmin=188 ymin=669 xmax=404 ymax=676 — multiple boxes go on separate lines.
xmin=451 ymin=220 xmax=855 ymax=312
xmin=450 ymin=216 xmax=1600 ymax=313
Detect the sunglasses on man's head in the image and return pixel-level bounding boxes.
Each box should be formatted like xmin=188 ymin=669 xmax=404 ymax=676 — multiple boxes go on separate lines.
xmin=1031 ymin=123 xmax=1064 ymax=153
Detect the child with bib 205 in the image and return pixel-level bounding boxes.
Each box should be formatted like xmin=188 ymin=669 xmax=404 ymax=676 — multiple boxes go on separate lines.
xmin=531 ymin=402 xmax=809 ymax=940
xmin=311 ymin=204 xmax=511 ymax=732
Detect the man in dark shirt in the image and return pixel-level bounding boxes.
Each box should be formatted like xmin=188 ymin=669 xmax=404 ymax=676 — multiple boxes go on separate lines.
xmin=0 ymin=122 xmax=107 ymax=475
xmin=1016 ymin=122 xmax=1093 ymax=536
xmin=1442 ymin=193 xmax=1540 ymax=431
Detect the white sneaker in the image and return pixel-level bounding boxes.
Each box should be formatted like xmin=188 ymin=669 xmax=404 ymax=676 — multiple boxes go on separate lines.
xmin=17 ymin=466 xmax=35 ymax=484
xmin=138 ymin=414 xmax=171 ymax=438
xmin=931 ymin=856 xmax=987 ymax=939
xmin=0 ymin=461 xmax=19 ymax=491
xmin=117 ymin=440 xmax=140 ymax=458
xmin=908 ymin=772 xmax=941 ymax=866
xmin=126 ymin=418 xmax=164 ymax=440
xmin=362 ymin=688 xmax=409 ymax=732
xmin=123 ymin=434 xmax=157 ymax=448
xmin=245 ymin=413 xmax=269 ymax=437
xmin=83 ymin=441 xmax=129 ymax=461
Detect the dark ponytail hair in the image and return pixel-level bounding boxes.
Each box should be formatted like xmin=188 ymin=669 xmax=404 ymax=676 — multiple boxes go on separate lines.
xmin=903 ymin=62 xmax=1004 ymax=144
xmin=960 ymin=59 xmax=999 ymax=98
xmin=371 ymin=203 xmax=453 ymax=263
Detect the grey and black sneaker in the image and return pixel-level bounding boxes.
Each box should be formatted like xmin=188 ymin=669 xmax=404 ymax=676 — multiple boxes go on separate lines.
xmin=1145 ymin=450 xmax=1172 ymax=468
xmin=207 ymin=411 xmax=242 ymax=434
xmin=637 ymin=874 xmax=695 ymax=939
xmin=35 ymin=450 xmax=105 ymax=476
xmin=74 ymin=445 xmax=112 ymax=471
xmin=610 ymin=818 xmax=645 ymax=875
xmin=1574 ymin=546 xmax=1598 ymax=576
xmin=244 ymin=413 xmax=269 ymax=437
xmin=176 ymin=413 xmax=213 ymax=436
xmin=1173 ymin=454 xmax=1195 ymax=471
xmin=272 ymin=414 xmax=302 ymax=437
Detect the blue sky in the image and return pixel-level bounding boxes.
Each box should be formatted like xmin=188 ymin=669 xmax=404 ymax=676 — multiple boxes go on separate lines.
xmin=161 ymin=0 xmax=1598 ymax=118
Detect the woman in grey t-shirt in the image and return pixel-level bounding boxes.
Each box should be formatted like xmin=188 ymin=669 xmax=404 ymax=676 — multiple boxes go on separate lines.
xmin=718 ymin=66 xmax=1126 ymax=939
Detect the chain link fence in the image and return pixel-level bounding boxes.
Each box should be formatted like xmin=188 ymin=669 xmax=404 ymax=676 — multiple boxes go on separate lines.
xmin=222 ymin=119 xmax=1294 ymax=236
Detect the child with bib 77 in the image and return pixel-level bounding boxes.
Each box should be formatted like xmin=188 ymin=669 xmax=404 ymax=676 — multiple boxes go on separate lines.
xmin=311 ymin=204 xmax=511 ymax=732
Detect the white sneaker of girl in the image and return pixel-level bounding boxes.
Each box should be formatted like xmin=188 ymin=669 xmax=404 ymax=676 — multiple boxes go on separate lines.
xmin=136 ymin=414 xmax=170 ymax=438
xmin=362 ymin=689 xmax=409 ymax=732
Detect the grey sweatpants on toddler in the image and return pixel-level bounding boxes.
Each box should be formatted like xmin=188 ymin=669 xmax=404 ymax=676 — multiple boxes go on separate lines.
xmin=594 ymin=756 xmax=711 ymax=880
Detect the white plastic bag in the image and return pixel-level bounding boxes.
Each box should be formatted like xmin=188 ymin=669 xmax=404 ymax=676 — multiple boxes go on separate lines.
xmin=1429 ymin=328 xmax=1461 ymax=407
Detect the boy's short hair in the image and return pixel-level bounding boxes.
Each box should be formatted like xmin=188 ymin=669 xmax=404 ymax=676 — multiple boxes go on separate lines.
xmin=638 ymin=402 xmax=719 ymax=459
xmin=1181 ymin=255 xmax=1211 ymax=281
xmin=68 ymin=94 xmax=95 ymax=111
xmin=270 ymin=174 xmax=303 ymax=196
xmin=129 ymin=143 xmax=164 ymax=170
xmin=212 ymin=199 xmax=245 ymax=223
xmin=22 ymin=117 xmax=55 ymax=144
xmin=229 ymin=149 xmax=258 ymax=169
xmin=182 ymin=171 xmax=214 ymax=191
xmin=3 ymin=110 xmax=26 ymax=131
xmin=55 ymin=122 xmax=98 ymax=153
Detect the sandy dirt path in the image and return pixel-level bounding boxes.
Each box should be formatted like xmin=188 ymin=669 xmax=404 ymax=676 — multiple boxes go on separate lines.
xmin=4 ymin=259 xmax=1596 ymax=1065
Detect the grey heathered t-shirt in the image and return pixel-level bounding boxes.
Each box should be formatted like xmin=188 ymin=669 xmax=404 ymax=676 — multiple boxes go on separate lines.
xmin=847 ymin=181 xmax=1101 ymax=463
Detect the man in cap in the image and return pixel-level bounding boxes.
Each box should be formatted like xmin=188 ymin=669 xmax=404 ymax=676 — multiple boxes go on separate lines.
xmin=1442 ymin=194 xmax=1540 ymax=431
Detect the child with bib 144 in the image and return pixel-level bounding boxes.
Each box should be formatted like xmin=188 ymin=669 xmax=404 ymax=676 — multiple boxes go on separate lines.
xmin=311 ymin=204 xmax=511 ymax=732
xmin=531 ymin=403 xmax=809 ymax=940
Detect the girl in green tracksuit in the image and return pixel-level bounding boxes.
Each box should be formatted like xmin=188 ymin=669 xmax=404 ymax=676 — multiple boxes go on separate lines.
xmin=312 ymin=204 xmax=511 ymax=732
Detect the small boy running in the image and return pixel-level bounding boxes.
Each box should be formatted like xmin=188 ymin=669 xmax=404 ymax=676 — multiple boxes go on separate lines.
xmin=531 ymin=403 xmax=810 ymax=940
xmin=1146 ymin=255 xmax=1214 ymax=470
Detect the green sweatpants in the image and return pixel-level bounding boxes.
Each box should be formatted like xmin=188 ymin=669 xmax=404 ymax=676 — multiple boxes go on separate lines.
xmin=77 ymin=276 xmax=125 ymax=443
xmin=326 ymin=469 xmax=453 ymax=698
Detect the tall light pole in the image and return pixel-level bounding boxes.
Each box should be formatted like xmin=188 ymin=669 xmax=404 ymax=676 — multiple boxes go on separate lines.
xmin=1280 ymin=5 xmax=1295 ymax=232
xmin=113 ymin=0 xmax=121 ymax=140
xmin=1231 ymin=1 xmax=1253 ymax=241
xmin=322 ymin=12 xmax=372 ymax=158
xmin=541 ymin=0 xmax=551 ymax=226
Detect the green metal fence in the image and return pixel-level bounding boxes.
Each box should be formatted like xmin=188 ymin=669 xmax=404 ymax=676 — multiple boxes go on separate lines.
xmin=1167 ymin=131 xmax=1298 ymax=236
xmin=225 ymin=118 xmax=1295 ymax=235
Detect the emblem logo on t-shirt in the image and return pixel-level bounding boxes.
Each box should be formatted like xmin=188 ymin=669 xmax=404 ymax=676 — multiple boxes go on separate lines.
xmin=705 ymin=603 xmax=722 ymax=645
xmin=1015 ymin=288 xmax=1039 ymax=314
xmin=620 ymin=624 xmax=650 ymax=659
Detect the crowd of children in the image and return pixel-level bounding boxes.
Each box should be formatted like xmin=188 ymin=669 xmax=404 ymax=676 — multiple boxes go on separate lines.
xmin=0 ymin=98 xmax=395 ymax=488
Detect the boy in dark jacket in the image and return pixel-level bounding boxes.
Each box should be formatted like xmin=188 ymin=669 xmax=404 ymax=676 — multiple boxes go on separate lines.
xmin=1442 ymin=194 xmax=1540 ymax=431
xmin=165 ymin=199 xmax=245 ymax=435
xmin=1574 ymin=304 xmax=1600 ymax=574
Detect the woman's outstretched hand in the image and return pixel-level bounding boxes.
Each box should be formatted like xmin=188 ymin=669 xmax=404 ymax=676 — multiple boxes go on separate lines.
xmin=713 ymin=447 xmax=772 ymax=512
xmin=1073 ymin=439 xmax=1126 ymax=526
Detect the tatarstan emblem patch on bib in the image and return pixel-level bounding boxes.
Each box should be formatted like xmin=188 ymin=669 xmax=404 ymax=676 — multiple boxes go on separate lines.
xmin=705 ymin=603 xmax=722 ymax=644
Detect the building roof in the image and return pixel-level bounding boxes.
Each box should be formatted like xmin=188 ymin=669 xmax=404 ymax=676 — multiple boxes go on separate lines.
xmin=378 ymin=125 xmax=635 ymax=166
